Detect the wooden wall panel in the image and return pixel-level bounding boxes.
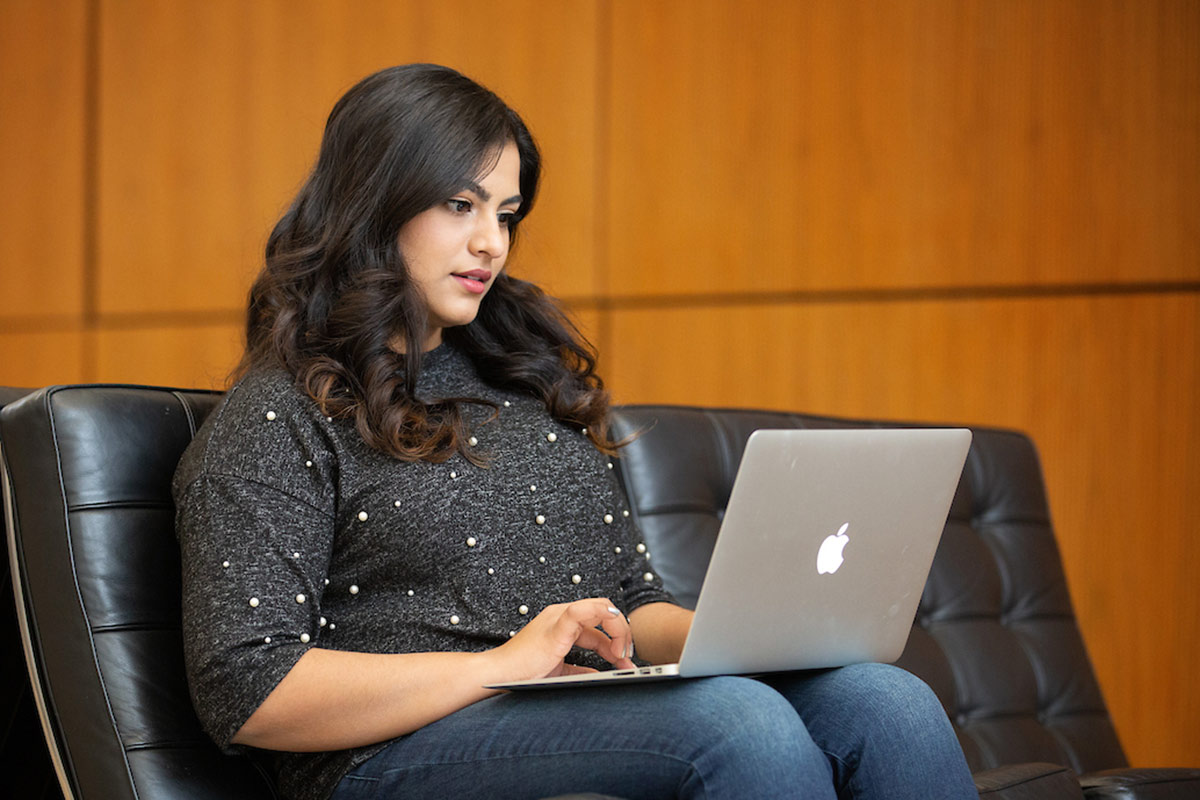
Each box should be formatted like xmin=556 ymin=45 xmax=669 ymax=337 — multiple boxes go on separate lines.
xmin=605 ymin=292 xmax=1200 ymax=765
xmin=95 ymin=0 xmax=600 ymax=317
xmin=0 ymin=0 xmax=87 ymax=319
xmin=91 ymin=322 xmax=243 ymax=389
xmin=606 ymin=0 xmax=1200 ymax=296
xmin=0 ymin=330 xmax=87 ymax=387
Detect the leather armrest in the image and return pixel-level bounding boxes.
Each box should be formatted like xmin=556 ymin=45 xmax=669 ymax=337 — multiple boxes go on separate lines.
xmin=1080 ymin=768 xmax=1200 ymax=799
xmin=974 ymin=762 xmax=1083 ymax=799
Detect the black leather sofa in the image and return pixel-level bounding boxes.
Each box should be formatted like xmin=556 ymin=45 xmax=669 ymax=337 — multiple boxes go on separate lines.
xmin=2 ymin=384 xmax=1198 ymax=799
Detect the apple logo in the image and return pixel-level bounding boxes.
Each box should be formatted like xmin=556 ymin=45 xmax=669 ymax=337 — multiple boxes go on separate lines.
xmin=817 ymin=522 xmax=850 ymax=574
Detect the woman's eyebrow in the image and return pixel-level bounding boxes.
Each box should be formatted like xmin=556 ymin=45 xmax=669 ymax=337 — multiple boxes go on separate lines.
xmin=462 ymin=180 xmax=522 ymax=206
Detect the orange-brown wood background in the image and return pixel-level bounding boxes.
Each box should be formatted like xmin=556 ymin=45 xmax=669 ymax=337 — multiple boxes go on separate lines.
xmin=2 ymin=0 xmax=1197 ymax=767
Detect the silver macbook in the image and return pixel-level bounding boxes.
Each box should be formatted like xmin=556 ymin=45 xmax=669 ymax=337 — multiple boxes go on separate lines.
xmin=486 ymin=427 xmax=971 ymax=690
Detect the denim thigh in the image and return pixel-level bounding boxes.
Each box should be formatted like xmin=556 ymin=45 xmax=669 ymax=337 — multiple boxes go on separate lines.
xmin=762 ymin=663 xmax=977 ymax=800
xmin=331 ymin=675 xmax=835 ymax=800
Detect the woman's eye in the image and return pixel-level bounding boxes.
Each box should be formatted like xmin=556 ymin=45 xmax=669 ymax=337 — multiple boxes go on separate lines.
xmin=498 ymin=212 xmax=516 ymax=228
xmin=448 ymin=199 xmax=472 ymax=214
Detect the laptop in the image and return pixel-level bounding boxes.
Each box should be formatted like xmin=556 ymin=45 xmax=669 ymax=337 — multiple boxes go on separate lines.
xmin=486 ymin=427 xmax=972 ymax=690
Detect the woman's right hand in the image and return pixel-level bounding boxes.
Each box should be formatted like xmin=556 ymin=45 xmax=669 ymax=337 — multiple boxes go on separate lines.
xmin=488 ymin=598 xmax=636 ymax=682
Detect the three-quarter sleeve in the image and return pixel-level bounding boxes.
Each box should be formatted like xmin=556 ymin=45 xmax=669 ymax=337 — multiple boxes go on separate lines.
xmin=176 ymin=473 xmax=336 ymax=750
xmin=607 ymin=474 xmax=677 ymax=614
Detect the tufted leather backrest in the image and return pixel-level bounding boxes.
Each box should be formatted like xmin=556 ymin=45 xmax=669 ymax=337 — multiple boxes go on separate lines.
xmin=610 ymin=405 xmax=1128 ymax=777
xmin=1 ymin=386 xmax=276 ymax=800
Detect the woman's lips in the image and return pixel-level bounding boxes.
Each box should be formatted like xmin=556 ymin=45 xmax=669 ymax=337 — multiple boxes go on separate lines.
xmin=452 ymin=270 xmax=491 ymax=295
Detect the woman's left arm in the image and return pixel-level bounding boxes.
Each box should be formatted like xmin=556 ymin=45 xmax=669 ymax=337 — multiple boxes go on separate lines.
xmin=628 ymin=602 xmax=694 ymax=664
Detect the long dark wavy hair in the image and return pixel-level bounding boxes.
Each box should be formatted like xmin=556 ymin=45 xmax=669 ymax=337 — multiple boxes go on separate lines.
xmin=237 ymin=64 xmax=618 ymax=463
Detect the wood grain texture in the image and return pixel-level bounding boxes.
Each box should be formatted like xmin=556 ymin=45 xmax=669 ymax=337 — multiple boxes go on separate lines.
xmin=605 ymin=292 xmax=1199 ymax=766
xmin=0 ymin=0 xmax=88 ymax=319
xmin=94 ymin=0 xmax=600 ymax=316
xmin=605 ymin=0 xmax=1200 ymax=296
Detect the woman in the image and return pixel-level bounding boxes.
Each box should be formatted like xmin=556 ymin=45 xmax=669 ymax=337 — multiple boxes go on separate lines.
xmin=173 ymin=64 xmax=976 ymax=800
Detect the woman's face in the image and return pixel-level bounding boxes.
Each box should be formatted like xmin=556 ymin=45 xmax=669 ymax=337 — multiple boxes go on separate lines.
xmin=397 ymin=140 xmax=523 ymax=351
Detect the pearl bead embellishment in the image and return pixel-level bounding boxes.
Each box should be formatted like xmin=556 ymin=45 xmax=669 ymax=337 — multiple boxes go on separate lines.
xmin=546 ymin=432 xmax=557 ymax=442
xmin=358 ymin=511 xmax=368 ymax=522
xmin=603 ymin=513 xmax=614 ymax=524
xmin=535 ymin=514 xmax=546 ymax=525
xmin=643 ymin=572 xmax=654 ymax=582
xmin=249 ymin=597 xmax=259 ymax=607
xmin=487 ymin=568 xmax=495 ymax=575
xmin=636 ymin=543 xmax=647 ymax=554
xmin=538 ymin=556 xmax=546 ymax=564
xmin=295 ymin=594 xmax=306 ymax=604
xmin=614 ymin=546 xmax=623 ymax=554
xmin=300 ymin=633 xmax=310 ymax=643
xmin=305 ymin=460 xmax=313 ymax=468
xmin=571 ymin=574 xmax=581 ymax=584
xmin=466 ymin=537 xmax=477 ymax=547
xmin=407 ymin=589 xmax=414 ymax=596
xmin=623 ymin=510 xmax=630 ymax=517
xmin=265 ymin=410 xmax=276 ymax=421
xmin=468 ymin=436 xmax=478 ymax=446
xmin=503 ymin=401 xmax=511 ymax=407
xmin=450 ymin=470 xmax=457 ymax=479
xmin=519 ymin=605 xmax=529 ymax=615
xmin=264 ymin=637 xmax=271 ymax=644
xmin=319 ymin=617 xmax=327 ymax=627
xmin=450 ymin=615 xmax=460 ymax=625
xmin=222 ymin=560 xmax=230 ymax=568
xmin=349 ymin=585 xmax=359 ymax=595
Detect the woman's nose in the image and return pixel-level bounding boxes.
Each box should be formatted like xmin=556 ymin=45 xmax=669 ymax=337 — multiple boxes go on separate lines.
xmin=469 ymin=216 xmax=507 ymax=258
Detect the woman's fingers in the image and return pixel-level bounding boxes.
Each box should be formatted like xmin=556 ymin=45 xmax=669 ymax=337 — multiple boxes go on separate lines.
xmin=556 ymin=599 xmax=634 ymax=667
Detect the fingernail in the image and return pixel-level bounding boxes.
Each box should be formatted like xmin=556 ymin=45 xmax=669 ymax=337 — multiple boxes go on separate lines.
xmin=630 ymin=642 xmax=636 ymax=660
xmin=607 ymin=606 xmax=620 ymax=615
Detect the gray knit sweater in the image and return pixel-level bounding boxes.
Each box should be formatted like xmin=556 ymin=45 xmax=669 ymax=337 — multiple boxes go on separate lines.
xmin=172 ymin=343 xmax=674 ymax=800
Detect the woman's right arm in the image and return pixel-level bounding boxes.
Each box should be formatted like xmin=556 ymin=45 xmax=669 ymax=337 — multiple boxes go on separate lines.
xmin=232 ymin=597 xmax=635 ymax=752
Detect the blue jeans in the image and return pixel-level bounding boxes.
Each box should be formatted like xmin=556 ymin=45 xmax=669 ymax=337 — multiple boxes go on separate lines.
xmin=330 ymin=663 xmax=976 ymax=799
